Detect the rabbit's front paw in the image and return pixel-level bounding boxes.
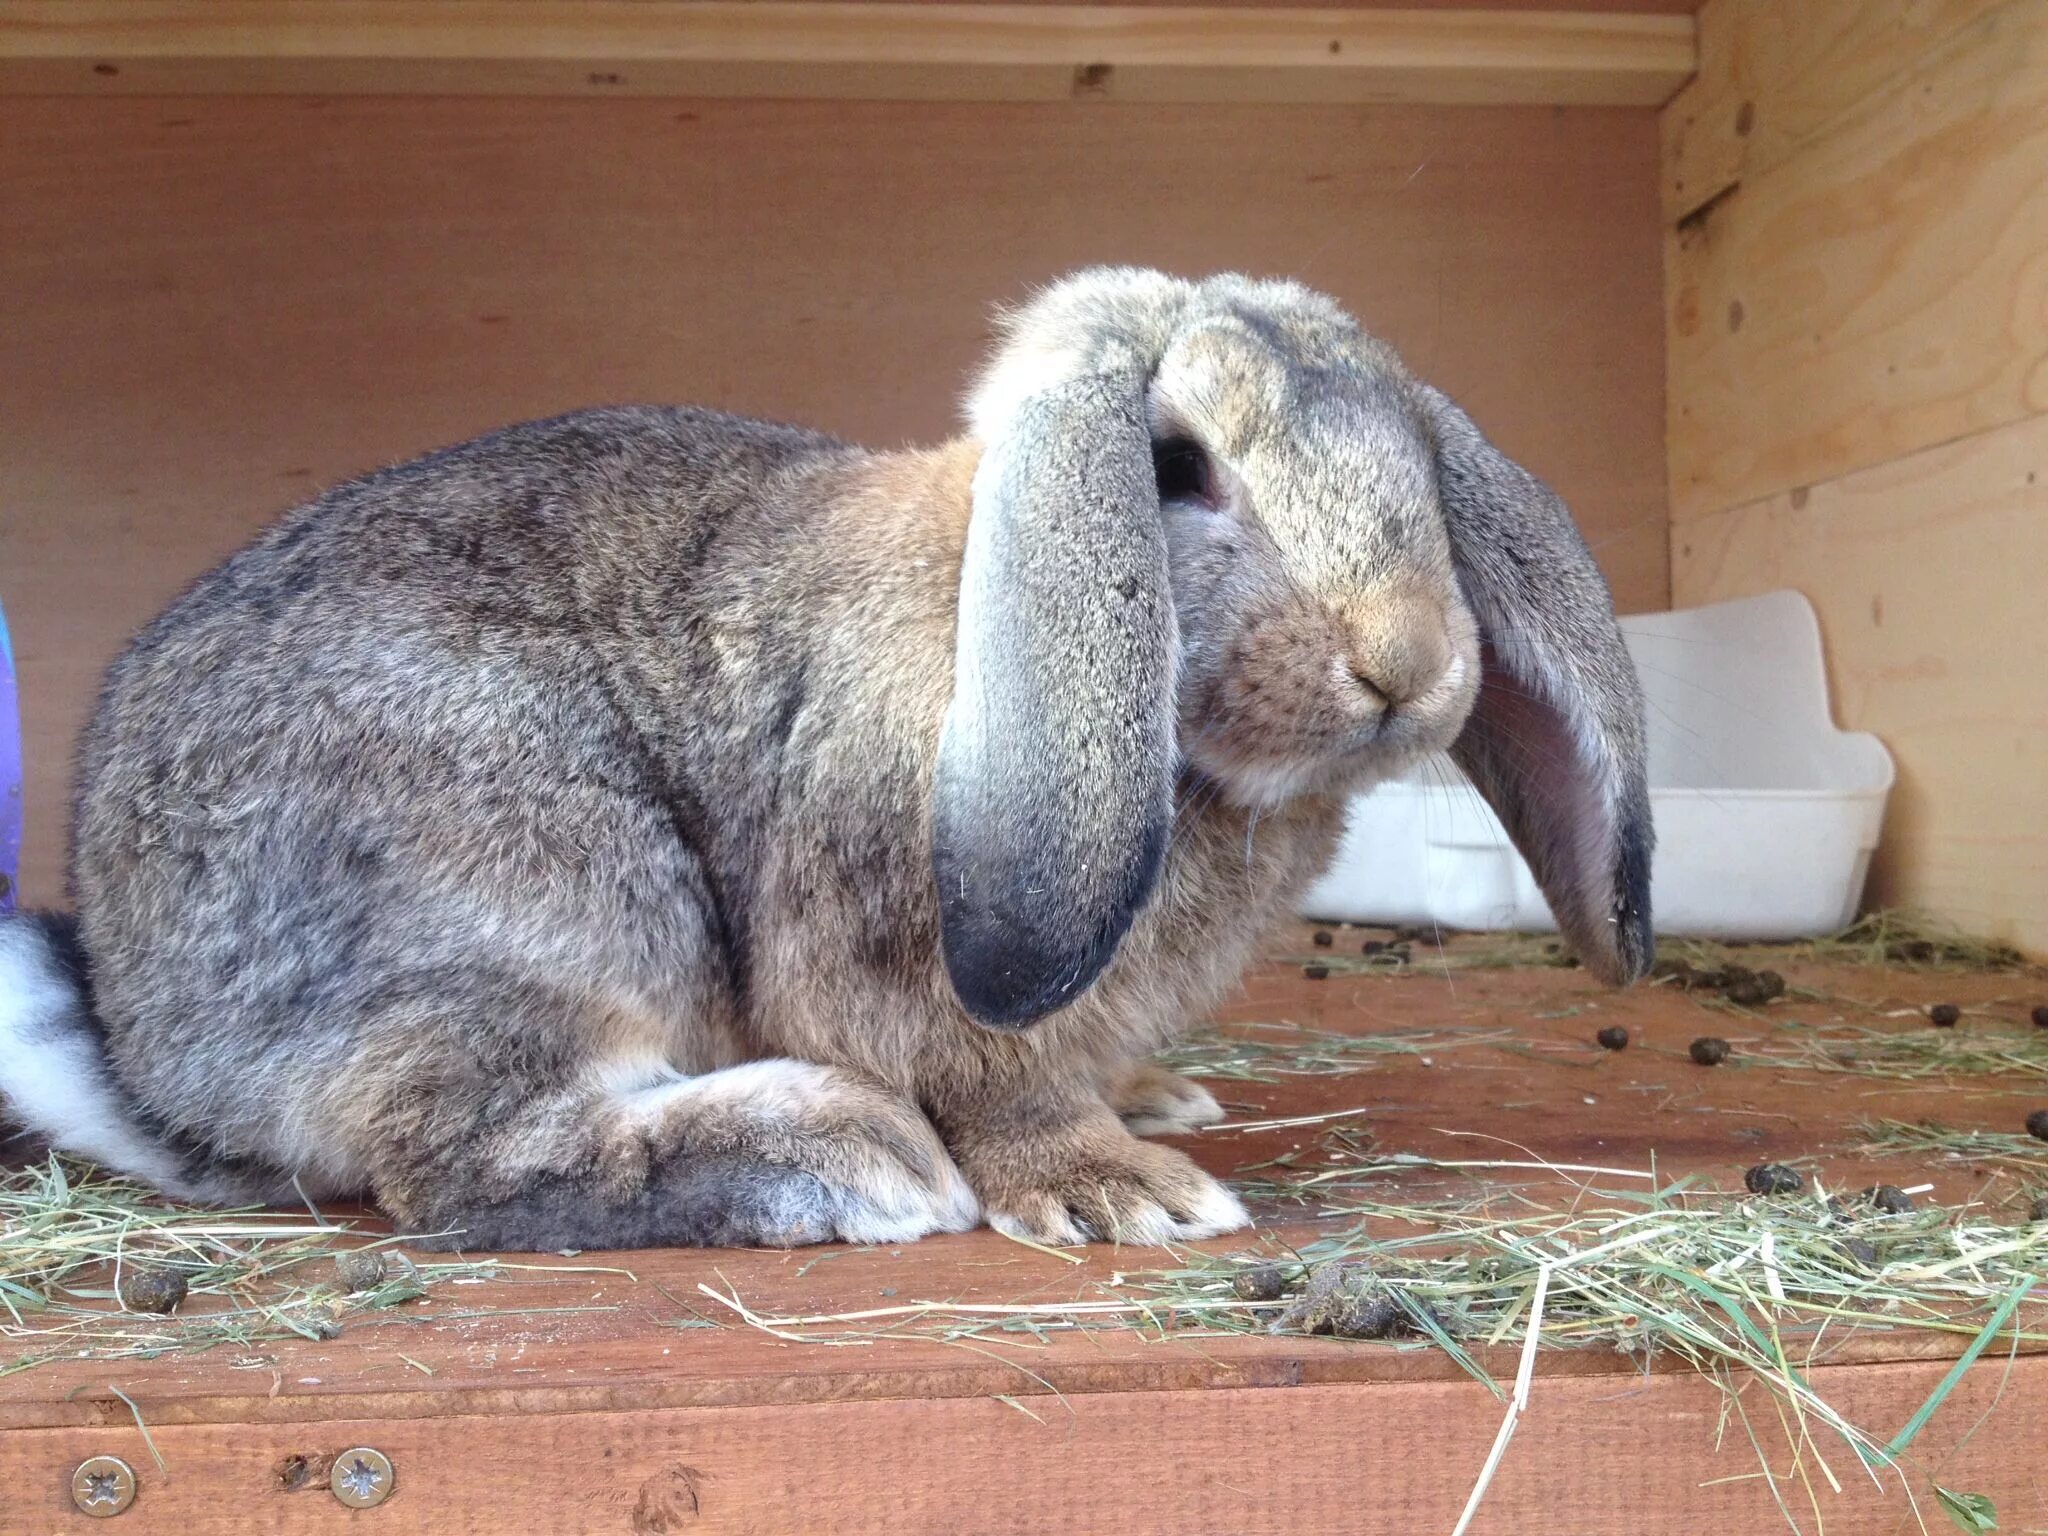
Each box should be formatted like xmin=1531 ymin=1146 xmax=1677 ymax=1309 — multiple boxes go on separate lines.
xmin=649 ymin=1060 xmax=983 ymax=1246
xmin=1106 ymin=1063 xmax=1226 ymax=1136
xmin=956 ymin=1112 xmax=1249 ymax=1246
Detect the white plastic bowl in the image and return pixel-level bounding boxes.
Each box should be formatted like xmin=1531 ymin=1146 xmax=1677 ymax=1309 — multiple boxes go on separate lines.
xmin=1301 ymin=589 xmax=1895 ymax=940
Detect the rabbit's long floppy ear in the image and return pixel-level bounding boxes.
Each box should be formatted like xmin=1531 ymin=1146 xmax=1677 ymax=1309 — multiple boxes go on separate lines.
xmin=1419 ymin=386 xmax=1654 ymax=985
xmin=933 ymin=369 xmax=1177 ymax=1029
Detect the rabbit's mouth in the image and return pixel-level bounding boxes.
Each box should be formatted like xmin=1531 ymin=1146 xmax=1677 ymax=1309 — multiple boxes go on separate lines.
xmin=1175 ymin=599 xmax=1481 ymax=811
xmin=1176 ymin=719 xmax=1456 ymax=813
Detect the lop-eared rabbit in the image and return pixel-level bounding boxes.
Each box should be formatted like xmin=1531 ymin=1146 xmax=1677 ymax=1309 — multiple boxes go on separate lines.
xmin=0 ymin=269 xmax=1650 ymax=1250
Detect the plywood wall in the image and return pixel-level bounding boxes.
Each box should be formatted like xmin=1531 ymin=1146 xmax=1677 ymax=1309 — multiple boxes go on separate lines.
xmin=0 ymin=95 xmax=1666 ymax=906
xmin=1664 ymin=0 xmax=2048 ymax=948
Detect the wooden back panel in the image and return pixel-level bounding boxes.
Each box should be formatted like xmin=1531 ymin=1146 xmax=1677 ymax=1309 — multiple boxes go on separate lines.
xmin=0 ymin=96 xmax=1666 ymax=901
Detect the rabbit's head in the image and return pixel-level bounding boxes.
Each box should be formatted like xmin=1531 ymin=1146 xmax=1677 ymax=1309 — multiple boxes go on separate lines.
xmin=934 ymin=269 xmax=1651 ymax=1027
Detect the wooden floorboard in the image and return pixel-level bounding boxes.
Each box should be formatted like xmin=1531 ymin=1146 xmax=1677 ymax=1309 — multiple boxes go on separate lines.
xmin=4 ymin=1355 xmax=2047 ymax=1535
xmin=5 ymin=929 xmax=2047 ymax=1530
xmin=0 ymin=3 xmax=1698 ymax=108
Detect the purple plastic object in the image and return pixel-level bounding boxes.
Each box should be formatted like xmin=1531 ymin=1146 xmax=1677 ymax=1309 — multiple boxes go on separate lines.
xmin=0 ymin=600 xmax=19 ymax=913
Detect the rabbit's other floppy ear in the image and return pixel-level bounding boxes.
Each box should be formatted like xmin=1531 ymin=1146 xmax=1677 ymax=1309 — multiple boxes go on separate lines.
xmin=1419 ymin=386 xmax=1654 ymax=985
xmin=934 ymin=369 xmax=1177 ymax=1029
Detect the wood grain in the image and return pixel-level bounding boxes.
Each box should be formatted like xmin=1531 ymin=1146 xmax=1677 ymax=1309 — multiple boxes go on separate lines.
xmin=0 ymin=2 xmax=1697 ymax=107
xmin=1672 ymin=413 xmax=2048 ymax=953
xmin=785 ymin=0 xmax=1701 ymax=7
xmin=1661 ymin=0 xmax=2004 ymax=221
xmin=0 ymin=94 xmax=1667 ymax=906
xmin=1660 ymin=0 xmax=2048 ymax=952
xmin=776 ymin=0 xmax=1703 ymax=7
xmin=1663 ymin=0 xmax=2048 ymax=522
xmin=4 ymin=1357 xmax=2047 ymax=1536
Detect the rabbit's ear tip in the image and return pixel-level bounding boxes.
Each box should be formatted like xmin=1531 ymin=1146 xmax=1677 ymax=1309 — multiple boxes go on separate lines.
xmin=1582 ymin=938 xmax=1654 ymax=988
xmin=1615 ymin=814 xmax=1656 ymax=979
xmin=935 ymin=812 xmax=1170 ymax=1029
xmin=1580 ymin=823 xmax=1655 ymax=985
xmin=939 ymin=932 xmax=1093 ymax=1030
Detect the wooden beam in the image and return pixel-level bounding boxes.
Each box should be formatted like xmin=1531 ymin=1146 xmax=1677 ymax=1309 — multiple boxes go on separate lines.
xmin=1661 ymin=0 xmax=2005 ymax=223
xmin=1664 ymin=0 xmax=2048 ymax=521
xmin=5 ymin=1357 xmax=2046 ymax=1535
xmin=0 ymin=2 xmax=1695 ymax=106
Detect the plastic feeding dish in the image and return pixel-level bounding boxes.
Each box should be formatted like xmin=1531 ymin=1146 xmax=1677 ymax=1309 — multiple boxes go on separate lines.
xmin=1302 ymin=589 xmax=1896 ymax=941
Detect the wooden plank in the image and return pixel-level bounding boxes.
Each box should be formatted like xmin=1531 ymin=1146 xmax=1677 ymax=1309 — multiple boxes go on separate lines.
xmin=1672 ymin=413 xmax=2048 ymax=953
xmin=1664 ymin=0 xmax=2048 ymax=521
xmin=1660 ymin=0 xmax=2004 ymax=222
xmin=5 ymin=944 xmax=2046 ymax=1436
xmin=0 ymin=94 xmax=1667 ymax=907
xmin=0 ymin=1 xmax=1696 ymax=106
xmin=0 ymin=55 xmax=1667 ymax=107
xmin=5 ymin=1358 xmax=2047 ymax=1535
xmin=733 ymin=0 xmax=1704 ymax=10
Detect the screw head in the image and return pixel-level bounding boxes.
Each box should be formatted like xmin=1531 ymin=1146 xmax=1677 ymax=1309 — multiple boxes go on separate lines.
xmin=71 ymin=1456 xmax=137 ymax=1517
xmin=330 ymin=1447 xmax=395 ymax=1509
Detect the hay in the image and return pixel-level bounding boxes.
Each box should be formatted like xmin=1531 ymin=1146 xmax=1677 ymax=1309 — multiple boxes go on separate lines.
xmin=1156 ymin=1019 xmax=1510 ymax=1083
xmin=0 ymin=1154 xmax=620 ymax=1375
xmin=1856 ymin=1120 xmax=2048 ymax=1178
xmin=702 ymin=1157 xmax=2047 ymax=1533
xmin=1295 ymin=909 xmax=2037 ymax=982
xmin=1791 ymin=912 xmax=2029 ymax=972
xmin=698 ymin=1163 xmax=2044 ymax=1364
xmin=1283 ymin=931 xmax=1575 ymax=975
xmin=1750 ymin=1020 xmax=2048 ymax=1083
xmin=1653 ymin=910 xmax=2030 ymax=974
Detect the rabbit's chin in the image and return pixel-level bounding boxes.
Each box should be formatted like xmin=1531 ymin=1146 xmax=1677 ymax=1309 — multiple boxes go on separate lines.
xmin=1179 ymin=737 xmax=1435 ymax=813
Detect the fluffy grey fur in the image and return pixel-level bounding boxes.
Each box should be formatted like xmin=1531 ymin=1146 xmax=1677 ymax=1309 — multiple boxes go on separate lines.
xmin=0 ymin=269 xmax=1650 ymax=1250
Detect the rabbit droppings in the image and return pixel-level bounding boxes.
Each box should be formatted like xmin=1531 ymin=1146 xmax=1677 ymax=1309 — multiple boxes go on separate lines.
xmin=0 ymin=270 xmax=1651 ymax=1250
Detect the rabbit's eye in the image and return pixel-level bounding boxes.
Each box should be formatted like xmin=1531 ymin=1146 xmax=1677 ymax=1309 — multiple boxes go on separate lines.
xmin=1152 ymin=437 xmax=1216 ymax=509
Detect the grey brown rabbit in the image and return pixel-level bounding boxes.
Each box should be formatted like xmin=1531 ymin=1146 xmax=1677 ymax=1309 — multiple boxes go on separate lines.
xmin=0 ymin=269 xmax=1651 ymax=1249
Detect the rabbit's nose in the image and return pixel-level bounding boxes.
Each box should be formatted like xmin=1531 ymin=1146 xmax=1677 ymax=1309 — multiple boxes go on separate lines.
xmin=1342 ymin=602 xmax=1452 ymax=709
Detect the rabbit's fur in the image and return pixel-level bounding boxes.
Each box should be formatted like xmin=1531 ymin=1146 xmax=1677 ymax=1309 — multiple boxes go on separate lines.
xmin=0 ymin=269 xmax=1650 ymax=1249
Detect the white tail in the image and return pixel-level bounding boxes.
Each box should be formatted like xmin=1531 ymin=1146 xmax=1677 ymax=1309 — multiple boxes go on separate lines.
xmin=0 ymin=913 xmax=206 ymax=1195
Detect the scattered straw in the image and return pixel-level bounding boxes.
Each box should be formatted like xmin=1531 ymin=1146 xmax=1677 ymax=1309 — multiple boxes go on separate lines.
xmin=1282 ymin=933 xmax=1577 ymax=976
xmin=702 ymin=1162 xmax=2047 ymax=1532
xmin=1885 ymin=1274 xmax=2036 ymax=1458
xmin=1236 ymin=1149 xmax=1658 ymax=1204
xmin=1790 ymin=912 xmax=2028 ymax=972
xmin=0 ymin=1154 xmax=616 ymax=1375
xmin=1750 ymin=1020 xmax=2048 ymax=1082
xmin=1449 ymin=1258 xmax=1550 ymax=1536
xmin=1157 ymin=1019 xmax=1508 ymax=1083
xmin=1634 ymin=911 xmax=2032 ymax=978
xmin=702 ymin=1167 xmax=2048 ymax=1365
xmin=1296 ymin=909 xmax=2036 ymax=984
xmin=1855 ymin=1120 xmax=2048 ymax=1176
